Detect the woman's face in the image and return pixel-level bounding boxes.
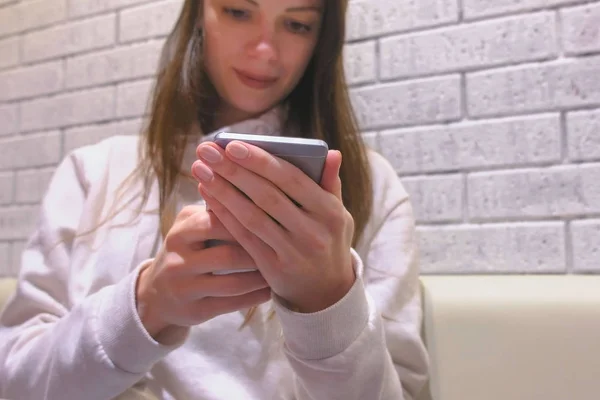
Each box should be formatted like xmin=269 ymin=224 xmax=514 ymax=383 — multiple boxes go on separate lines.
xmin=202 ymin=0 xmax=323 ymax=126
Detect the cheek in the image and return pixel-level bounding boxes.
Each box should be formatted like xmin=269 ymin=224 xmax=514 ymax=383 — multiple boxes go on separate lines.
xmin=203 ymin=32 xmax=237 ymax=88
xmin=281 ymin=42 xmax=317 ymax=88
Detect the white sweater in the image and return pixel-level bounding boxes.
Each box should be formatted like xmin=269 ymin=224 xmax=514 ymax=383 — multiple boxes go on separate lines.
xmin=0 ymin=115 xmax=429 ymax=400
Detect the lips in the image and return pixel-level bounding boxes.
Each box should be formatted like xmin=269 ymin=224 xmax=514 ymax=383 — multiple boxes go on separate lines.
xmin=234 ymin=69 xmax=278 ymax=89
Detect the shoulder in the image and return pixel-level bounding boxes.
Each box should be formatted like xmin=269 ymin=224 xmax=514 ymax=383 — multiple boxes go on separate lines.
xmin=356 ymin=149 xmax=413 ymax=252
xmin=66 ymin=135 xmax=142 ymax=193
xmin=365 ymin=149 xmax=409 ymax=211
xmin=69 ymin=134 xmax=140 ymax=168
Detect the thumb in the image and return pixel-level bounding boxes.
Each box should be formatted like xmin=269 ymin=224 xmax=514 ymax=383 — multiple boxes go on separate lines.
xmin=320 ymin=150 xmax=343 ymax=201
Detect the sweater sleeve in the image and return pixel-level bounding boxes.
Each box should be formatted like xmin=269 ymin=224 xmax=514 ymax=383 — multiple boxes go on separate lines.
xmin=0 ymin=148 xmax=186 ymax=400
xmin=272 ymin=159 xmax=429 ymax=400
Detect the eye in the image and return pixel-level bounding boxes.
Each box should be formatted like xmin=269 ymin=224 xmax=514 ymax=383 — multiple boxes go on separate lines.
xmin=223 ymin=7 xmax=251 ymax=20
xmin=285 ymin=20 xmax=312 ymax=34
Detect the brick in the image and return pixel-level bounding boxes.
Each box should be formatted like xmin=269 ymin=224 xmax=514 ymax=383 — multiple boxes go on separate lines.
xmin=0 ymin=132 xmax=61 ymax=171
xmin=23 ymin=14 xmax=116 ymax=63
xmin=68 ymin=0 xmax=148 ymax=18
xmin=380 ymin=114 xmax=561 ymax=174
xmin=344 ymin=40 xmax=377 ymax=85
xmin=401 ymin=174 xmax=463 ymax=223
xmin=468 ymin=164 xmax=600 ymax=220
xmin=0 ymin=104 xmax=18 ymax=136
xmin=562 ymin=3 xmax=600 ymax=56
xmin=568 ymin=109 xmax=600 ymax=162
xmin=346 ymin=0 xmax=459 ymax=41
xmin=9 ymin=240 xmax=26 ymax=276
xmin=119 ymin=0 xmax=182 ymax=43
xmin=0 ymin=0 xmax=66 ymax=38
xmin=0 ymin=61 xmax=63 ymax=101
xmin=0 ymin=2 xmax=22 ymax=37
xmin=0 ymin=172 xmax=13 ymax=205
xmin=380 ymin=12 xmax=557 ymax=80
xmin=64 ymin=118 xmax=142 ymax=154
xmin=0 ymin=36 xmax=19 ymax=69
xmin=571 ymin=219 xmax=600 ymax=273
xmin=20 ymin=87 xmax=115 ymax=132
xmin=418 ymin=222 xmax=566 ymax=274
xmin=467 ymin=55 xmax=600 ymax=117
xmin=18 ymin=0 xmax=67 ymax=32
xmin=15 ymin=168 xmax=56 ymax=204
xmin=350 ymin=75 xmax=461 ymax=130
xmin=116 ymin=79 xmax=154 ymax=118
xmin=0 ymin=206 xmax=38 ymax=241
xmin=0 ymin=242 xmax=9 ymax=277
xmin=66 ymin=39 xmax=163 ymax=89
xmin=463 ymin=0 xmax=587 ymax=19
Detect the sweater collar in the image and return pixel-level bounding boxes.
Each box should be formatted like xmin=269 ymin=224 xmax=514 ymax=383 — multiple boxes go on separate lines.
xmin=197 ymin=106 xmax=284 ymax=144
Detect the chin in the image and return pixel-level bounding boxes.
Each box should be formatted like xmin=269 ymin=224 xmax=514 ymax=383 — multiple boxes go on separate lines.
xmin=230 ymin=98 xmax=279 ymax=117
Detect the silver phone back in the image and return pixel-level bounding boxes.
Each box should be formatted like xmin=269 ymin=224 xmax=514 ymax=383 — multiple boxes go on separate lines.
xmin=213 ymin=132 xmax=328 ymax=183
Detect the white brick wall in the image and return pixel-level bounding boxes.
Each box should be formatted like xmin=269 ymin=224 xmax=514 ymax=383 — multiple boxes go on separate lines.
xmin=0 ymin=0 xmax=599 ymax=276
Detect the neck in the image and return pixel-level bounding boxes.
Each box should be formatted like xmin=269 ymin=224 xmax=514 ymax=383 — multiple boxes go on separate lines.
xmin=212 ymin=104 xmax=262 ymax=132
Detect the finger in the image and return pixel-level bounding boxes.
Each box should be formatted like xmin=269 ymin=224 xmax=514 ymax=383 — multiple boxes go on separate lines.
xmin=178 ymin=270 xmax=269 ymax=300
xmin=198 ymin=176 xmax=291 ymax=254
xmin=192 ymin=158 xmax=314 ymax=234
xmin=319 ymin=150 xmax=343 ymax=201
xmin=185 ymin=243 xmax=257 ymax=274
xmin=194 ymin=287 xmax=272 ymax=321
xmin=197 ymin=141 xmax=336 ymax=216
xmin=167 ymin=207 xmax=235 ymax=251
xmin=200 ymin=186 xmax=279 ymax=275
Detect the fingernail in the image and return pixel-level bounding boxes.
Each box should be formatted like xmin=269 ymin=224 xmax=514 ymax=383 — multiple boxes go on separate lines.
xmin=199 ymin=146 xmax=222 ymax=164
xmin=228 ymin=142 xmax=249 ymax=159
xmin=193 ymin=162 xmax=214 ymax=183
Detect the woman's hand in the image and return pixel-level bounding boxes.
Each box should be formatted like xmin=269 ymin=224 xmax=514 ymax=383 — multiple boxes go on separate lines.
xmin=136 ymin=205 xmax=271 ymax=344
xmin=192 ymin=141 xmax=356 ymax=314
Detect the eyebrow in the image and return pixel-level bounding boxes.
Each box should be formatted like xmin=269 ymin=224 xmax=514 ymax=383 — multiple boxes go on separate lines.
xmin=243 ymin=0 xmax=322 ymax=13
xmin=287 ymin=6 xmax=322 ymax=13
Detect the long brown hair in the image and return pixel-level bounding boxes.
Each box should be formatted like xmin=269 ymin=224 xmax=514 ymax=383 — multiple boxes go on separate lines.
xmin=135 ymin=0 xmax=373 ymax=247
xmin=69 ymin=0 xmax=374 ymax=328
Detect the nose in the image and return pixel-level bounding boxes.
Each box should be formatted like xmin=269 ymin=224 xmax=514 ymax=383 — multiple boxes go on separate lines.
xmin=249 ymin=26 xmax=279 ymax=63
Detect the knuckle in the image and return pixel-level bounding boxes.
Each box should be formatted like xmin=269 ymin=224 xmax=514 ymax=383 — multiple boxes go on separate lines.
xmin=243 ymin=209 xmax=264 ymax=232
xmin=188 ymin=209 xmax=210 ymax=231
xmin=178 ymin=205 xmax=197 ymax=221
xmin=310 ymin=230 xmax=332 ymax=254
xmin=255 ymin=188 xmax=282 ymax=211
xmin=239 ymin=226 xmax=257 ymax=246
xmin=189 ymin=209 xmax=214 ymax=240
xmin=162 ymin=251 xmax=185 ymax=274
xmin=208 ymin=179 xmax=227 ymax=198
xmin=222 ymin=158 xmax=240 ymax=177
xmin=259 ymin=152 xmax=278 ymax=170
xmin=346 ymin=210 xmax=355 ymax=232
xmin=164 ymin=230 xmax=182 ymax=251
xmin=289 ymin=170 xmax=305 ymax=191
xmin=327 ymin=206 xmax=348 ymax=228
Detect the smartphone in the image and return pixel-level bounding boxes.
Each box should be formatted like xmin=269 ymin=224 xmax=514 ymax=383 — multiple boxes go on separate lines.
xmin=213 ymin=132 xmax=329 ymax=183
xmin=204 ymin=132 xmax=329 ymax=274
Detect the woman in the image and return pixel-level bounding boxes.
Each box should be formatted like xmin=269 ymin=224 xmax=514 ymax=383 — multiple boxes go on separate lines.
xmin=0 ymin=0 xmax=429 ymax=399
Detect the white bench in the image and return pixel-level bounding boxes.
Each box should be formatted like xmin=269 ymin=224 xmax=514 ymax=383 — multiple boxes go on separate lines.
xmin=2 ymin=276 xmax=600 ymax=400
xmin=418 ymin=275 xmax=600 ymax=400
